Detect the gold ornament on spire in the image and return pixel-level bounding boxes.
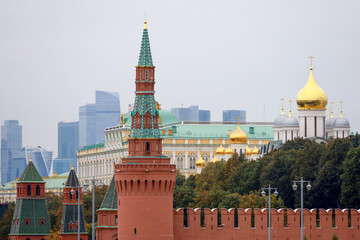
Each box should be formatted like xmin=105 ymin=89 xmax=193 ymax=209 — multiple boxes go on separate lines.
xmin=29 ymin=155 xmax=32 ymax=162
xmin=71 ymin=162 xmax=74 ymax=170
xmin=230 ymin=117 xmax=248 ymax=144
xmin=309 ymin=56 xmax=314 ymax=70
xmin=288 ymin=100 xmax=293 ymax=117
xmin=296 ymin=58 xmax=328 ymax=110
xmin=144 ymin=20 xmax=147 ymax=29
xmin=339 ymin=100 xmax=344 ymax=118
xmin=280 ymin=98 xmax=285 ymax=115
xmin=155 ymin=101 xmax=162 ymax=110
xmin=330 ymin=101 xmax=335 ymax=118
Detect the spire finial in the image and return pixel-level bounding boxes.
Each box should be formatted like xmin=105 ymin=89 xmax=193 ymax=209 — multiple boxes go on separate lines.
xmin=29 ymin=155 xmax=32 ymax=162
xmin=308 ymin=56 xmax=314 ymax=70
xmin=144 ymin=15 xmax=147 ymax=30
xmin=339 ymin=100 xmax=344 ymax=118
xmin=71 ymin=162 xmax=74 ymax=170
xmin=330 ymin=101 xmax=334 ymax=118
xmin=236 ymin=114 xmax=242 ymax=126
xmin=288 ymin=100 xmax=293 ymax=117
xmin=280 ymin=98 xmax=285 ymax=115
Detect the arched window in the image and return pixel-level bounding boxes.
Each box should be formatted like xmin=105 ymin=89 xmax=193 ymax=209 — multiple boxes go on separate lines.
xmin=36 ymin=185 xmax=41 ymax=196
xmin=69 ymin=222 xmax=74 ymax=230
xmin=25 ymin=218 xmax=30 ymax=225
xmin=145 ymin=70 xmax=148 ymax=81
xmin=189 ymin=153 xmax=196 ymax=169
xmin=176 ymin=153 xmax=184 ymax=169
xmin=27 ymin=185 xmax=31 ymax=196
xmin=40 ymin=218 xmax=45 ymax=225
xmin=139 ymin=71 xmax=142 ymax=80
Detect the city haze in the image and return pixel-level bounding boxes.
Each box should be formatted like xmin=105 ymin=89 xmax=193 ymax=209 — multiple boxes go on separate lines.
xmin=0 ymin=0 xmax=359 ymax=155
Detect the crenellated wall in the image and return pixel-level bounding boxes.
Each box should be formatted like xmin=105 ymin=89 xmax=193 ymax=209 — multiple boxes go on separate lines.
xmin=173 ymin=208 xmax=360 ymax=240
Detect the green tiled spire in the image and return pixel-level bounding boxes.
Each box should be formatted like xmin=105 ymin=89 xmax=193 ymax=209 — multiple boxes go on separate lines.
xmin=18 ymin=159 xmax=43 ymax=182
xmin=138 ymin=21 xmax=153 ymax=67
xmin=99 ymin=176 xmax=118 ymax=210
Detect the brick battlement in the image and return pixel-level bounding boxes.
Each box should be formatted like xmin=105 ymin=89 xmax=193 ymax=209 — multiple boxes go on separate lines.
xmin=173 ymin=208 xmax=360 ymax=240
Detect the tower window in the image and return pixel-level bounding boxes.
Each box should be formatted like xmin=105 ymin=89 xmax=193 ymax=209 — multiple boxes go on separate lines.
xmin=115 ymin=215 xmax=118 ymax=224
xmin=27 ymin=185 xmax=31 ymax=196
xmin=36 ymin=185 xmax=41 ymax=196
xmin=140 ymin=71 xmax=142 ymax=80
xmin=40 ymin=218 xmax=45 ymax=225
xmin=25 ymin=218 xmax=30 ymax=225
xmin=146 ymin=142 xmax=150 ymax=152
xmin=134 ymin=228 xmax=137 ymax=235
xmin=145 ymin=70 xmax=148 ymax=81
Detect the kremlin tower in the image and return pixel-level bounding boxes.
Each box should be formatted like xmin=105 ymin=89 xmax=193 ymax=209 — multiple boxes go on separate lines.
xmin=114 ymin=21 xmax=176 ymax=240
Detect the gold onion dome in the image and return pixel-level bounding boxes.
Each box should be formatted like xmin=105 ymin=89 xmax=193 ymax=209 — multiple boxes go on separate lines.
xmin=195 ymin=155 xmax=206 ymax=168
xmin=296 ymin=67 xmax=327 ymax=110
xmin=230 ymin=125 xmax=248 ymax=144
xmin=225 ymin=145 xmax=234 ymax=155
xmin=246 ymin=145 xmax=253 ymax=155
xmin=210 ymin=155 xmax=219 ymax=163
xmin=215 ymin=145 xmax=226 ymax=155
xmin=251 ymin=145 xmax=259 ymax=155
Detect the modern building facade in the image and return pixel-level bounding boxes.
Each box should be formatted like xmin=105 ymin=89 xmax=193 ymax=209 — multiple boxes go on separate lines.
xmin=171 ymin=105 xmax=210 ymax=122
xmin=95 ymin=91 xmax=121 ymax=143
xmin=79 ymin=104 xmax=96 ymax=149
xmin=1 ymin=120 xmax=23 ymax=184
xmin=223 ymin=110 xmax=247 ymax=122
xmin=53 ymin=158 xmax=77 ymax=175
xmin=58 ymin=121 xmax=79 ymax=159
xmin=25 ymin=145 xmax=52 ymax=177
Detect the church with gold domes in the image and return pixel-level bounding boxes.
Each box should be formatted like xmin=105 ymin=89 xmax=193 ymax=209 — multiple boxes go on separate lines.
xmin=274 ymin=62 xmax=351 ymax=144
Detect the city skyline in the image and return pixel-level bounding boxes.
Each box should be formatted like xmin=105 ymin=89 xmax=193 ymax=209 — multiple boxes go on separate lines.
xmin=0 ymin=0 xmax=359 ymax=155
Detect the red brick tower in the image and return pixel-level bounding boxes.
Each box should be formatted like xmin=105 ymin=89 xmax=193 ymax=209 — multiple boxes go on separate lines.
xmin=114 ymin=21 xmax=176 ymax=240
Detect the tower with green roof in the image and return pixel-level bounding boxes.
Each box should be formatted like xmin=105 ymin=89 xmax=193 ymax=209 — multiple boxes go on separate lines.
xmin=8 ymin=158 xmax=51 ymax=240
xmin=58 ymin=167 xmax=88 ymax=240
xmin=96 ymin=175 xmax=118 ymax=240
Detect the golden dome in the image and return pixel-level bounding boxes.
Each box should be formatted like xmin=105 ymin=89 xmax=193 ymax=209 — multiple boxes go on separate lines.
xmin=215 ymin=145 xmax=226 ymax=155
xmin=230 ymin=125 xmax=248 ymax=144
xmin=251 ymin=145 xmax=259 ymax=155
xmin=296 ymin=67 xmax=327 ymax=110
xmin=246 ymin=145 xmax=253 ymax=155
xmin=210 ymin=155 xmax=219 ymax=163
xmin=195 ymin=155 xmax=206 ymax=168
xmin=225 ymin=145 xmax=234 ymax=155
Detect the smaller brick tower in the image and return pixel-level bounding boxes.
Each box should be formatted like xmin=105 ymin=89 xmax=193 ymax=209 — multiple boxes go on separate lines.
xmin=96 ymin=175 xmax=118 ymax=240
xmin=9 ymin=157 xmax=51 ymax=240
xmin=58 ymin=166 xmax=88 ymax=240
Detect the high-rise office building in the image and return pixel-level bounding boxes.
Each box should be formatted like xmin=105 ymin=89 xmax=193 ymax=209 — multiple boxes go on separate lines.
xmin=170 ymin=105 xmax=210 ymax=122
xmin=95 ymin=91 xmax=121 ymax=143
xmin=79 ymin=104 xmax=96 ymax=149
xmin=24 ymin=145 xmax=52 ymax=177
xmin=222 ymin=110 xmax=247 ymax=123
xmin=58 ymin=121 xmax=79 ymax=159
xmin=1 ymin=120 xmax=23 ymax=184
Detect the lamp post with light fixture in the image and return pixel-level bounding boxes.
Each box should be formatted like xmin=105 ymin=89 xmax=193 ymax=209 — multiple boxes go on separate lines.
xmin=261 ymin=185 xmax=278 ymax=240
xmin=292 ymin=177 xmax=312 ymax=240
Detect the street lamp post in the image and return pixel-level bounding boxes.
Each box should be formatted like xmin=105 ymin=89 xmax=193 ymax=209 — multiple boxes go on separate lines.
xmin=292 ymin=177 xmax=312 ymax=240
xmin=85 ymin=177 xmax=103 ymax=240
xmin=71 ymin=184 xmax=87 ymax=240
xmin=261 ymin=185 xmax=278 ymax=240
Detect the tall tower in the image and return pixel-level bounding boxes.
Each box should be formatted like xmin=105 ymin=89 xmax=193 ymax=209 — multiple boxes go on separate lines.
xmin=58 ymin=166 xmax=88 ymax=240
xmin=114 ymin=21 xmax=176 ymax=240
xmin=296 ymin=60 xmax=328 ymax=138
xmin=9 ymin=158 xmax=51 ymax=240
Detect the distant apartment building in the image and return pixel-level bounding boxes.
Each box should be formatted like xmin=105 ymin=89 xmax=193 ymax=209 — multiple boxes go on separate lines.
xmin=170 ymin=105 xmax=210 ymax=122
xmin=1 ymin=120 xmax=24 ymax=184
xmin=24 ymin=145 xmax=52 ymax=177
xmin=79 ymin=91 xmax=121 ymax=149
xmin=223 ymin=110 xmax=247 ymax=123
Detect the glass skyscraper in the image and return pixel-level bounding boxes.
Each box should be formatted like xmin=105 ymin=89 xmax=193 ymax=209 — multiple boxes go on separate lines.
xmin=222 ymin=110 xmax=247 ymax=123
xmin=170 ymin=105 xmax=210 ymax=122
xmin=1 ymin=120 xmax=23 ymax=184
xmin=58 ymin=121 xmax=79 ymax=159
xmin=79 ymin=104 xmax=96 ymax=149
xmin=95 ymin=91 xmax=121 ymax=143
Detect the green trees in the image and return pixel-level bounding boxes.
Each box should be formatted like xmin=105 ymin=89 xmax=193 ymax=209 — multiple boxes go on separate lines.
xmin=174 ymin=136 xmax=358 ymax=209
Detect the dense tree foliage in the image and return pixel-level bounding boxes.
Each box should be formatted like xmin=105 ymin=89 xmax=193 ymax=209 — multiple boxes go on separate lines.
xmin=174 ymin=134 xmax=360 ymax=209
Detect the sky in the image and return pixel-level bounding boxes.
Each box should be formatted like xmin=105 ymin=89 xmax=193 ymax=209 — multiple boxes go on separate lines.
xmin=0 ymin=0 xmax=359 ymax=156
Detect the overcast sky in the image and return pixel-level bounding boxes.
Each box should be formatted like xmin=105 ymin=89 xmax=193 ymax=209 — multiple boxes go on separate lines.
xmin=0 ymin=0 xmax=359 ymax=156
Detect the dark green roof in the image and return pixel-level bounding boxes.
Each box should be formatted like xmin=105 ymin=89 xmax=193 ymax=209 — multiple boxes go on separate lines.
xmin=65 ymin=169 xmax=79 ymax=187
xmin=99 ymin=176 xmax=117 ymax=210
xmin=18 ymin=161 xmax=44 ymax=182
xmin=79 ymin=142 xmax=104 ymax=151
xmin=10 ymin=199 xmax=51 ymax=235
xmin=138 ymin=25 xmax=153 ymax=66
xmin=60 ymin=205 xmax=86 ymax=234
